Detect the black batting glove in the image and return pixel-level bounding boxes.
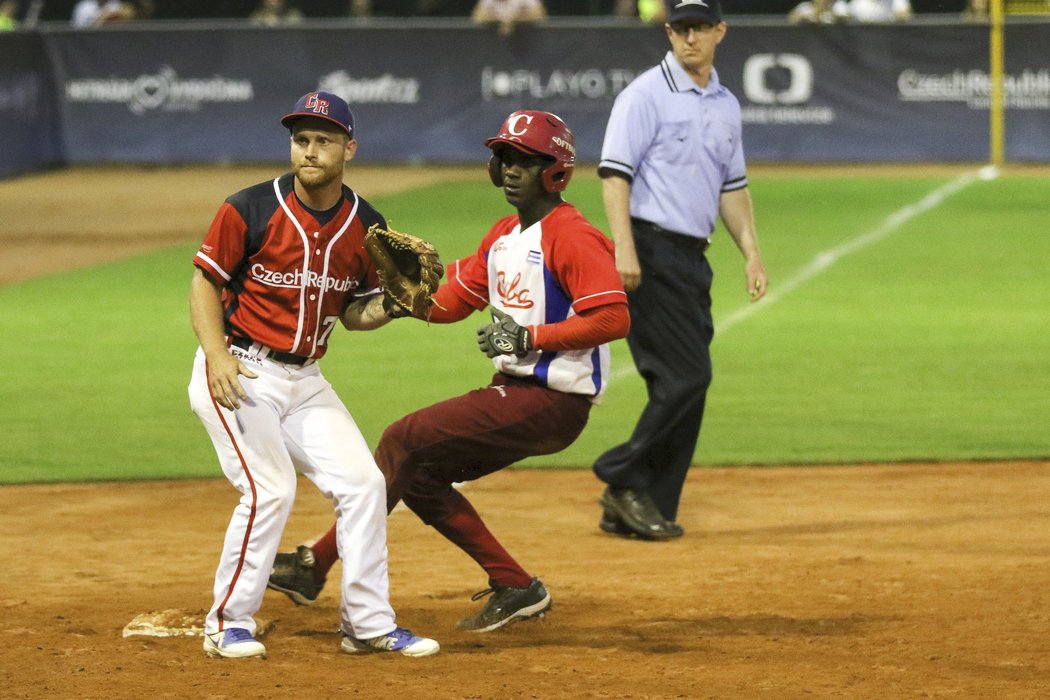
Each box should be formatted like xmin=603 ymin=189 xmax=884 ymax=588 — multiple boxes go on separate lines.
xmin=476 ymin=307 xmax=532 ymax=358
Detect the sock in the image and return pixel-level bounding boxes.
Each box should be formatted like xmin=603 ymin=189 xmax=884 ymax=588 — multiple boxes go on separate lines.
xmin=430 ymin=498 xmax=533 ymax=589
xmin=309 ymin=524 xmax=339 ymax=582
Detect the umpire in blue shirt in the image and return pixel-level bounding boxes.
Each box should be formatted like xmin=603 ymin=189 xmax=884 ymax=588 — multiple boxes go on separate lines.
xmin=594 ymin=0 xmax=768 ymax=540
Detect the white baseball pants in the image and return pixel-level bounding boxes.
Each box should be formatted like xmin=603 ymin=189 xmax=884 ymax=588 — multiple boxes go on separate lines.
xmin=189 ymin=345 xmax=395 ymax=640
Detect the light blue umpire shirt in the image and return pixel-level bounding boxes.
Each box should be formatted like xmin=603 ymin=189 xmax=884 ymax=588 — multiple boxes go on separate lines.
xmin=599 ymin=50 xmax=748 ymax=240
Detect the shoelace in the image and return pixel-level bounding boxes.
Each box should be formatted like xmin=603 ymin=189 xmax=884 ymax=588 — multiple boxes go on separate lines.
xmin=470 ymin=586 xmax=497 ymax=602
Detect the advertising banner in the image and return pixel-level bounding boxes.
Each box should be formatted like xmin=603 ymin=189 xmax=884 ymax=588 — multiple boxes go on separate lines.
xmin=1004 ymin=24 xmax=1050 ymax=162
xmin=0 ymin=32 xmax=62 ymax=178
xmin=717 ymin=24 xmax=994 ymax=161
xmin=38 ymin=22 xmax=1050 ymax=166
xmin=45 ymin=25 xmax=663 ymax=165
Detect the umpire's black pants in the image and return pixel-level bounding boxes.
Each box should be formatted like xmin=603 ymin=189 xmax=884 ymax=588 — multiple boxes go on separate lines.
xmin=593 ymin=219 xmax=714 ymax=523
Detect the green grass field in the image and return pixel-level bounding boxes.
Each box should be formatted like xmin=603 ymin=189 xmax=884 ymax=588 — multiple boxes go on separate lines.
xmin=2 ymin=167 xmax=1048 ymax=483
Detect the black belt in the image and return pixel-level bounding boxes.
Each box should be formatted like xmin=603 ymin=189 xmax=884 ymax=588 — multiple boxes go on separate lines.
xmin=632 ymin=218 xmax=710 ymax=253
xmin=230 ymin=336 xmax=310 ymax=366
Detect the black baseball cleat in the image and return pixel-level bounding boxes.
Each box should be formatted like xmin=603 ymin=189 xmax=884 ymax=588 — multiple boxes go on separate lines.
xmin=599 ymin=487 xmax=684 ymax=541
xmin=267 ymin=545 xmax=325 ymax=606
xmin=456 ymin=578 xmax=552 ymax=633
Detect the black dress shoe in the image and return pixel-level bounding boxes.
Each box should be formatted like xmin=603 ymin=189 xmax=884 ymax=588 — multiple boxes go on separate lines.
xmin=600 ymin=487 xmax=681 ymax=541
xmin=662 ymin=521 xmax=685 ymax=538
xmin=598 ymin=508 xmax=636 ymax=537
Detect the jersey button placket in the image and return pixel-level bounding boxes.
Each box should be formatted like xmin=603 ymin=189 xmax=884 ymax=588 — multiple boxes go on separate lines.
xmin=306 ymin=234 xmax=327 ymax=355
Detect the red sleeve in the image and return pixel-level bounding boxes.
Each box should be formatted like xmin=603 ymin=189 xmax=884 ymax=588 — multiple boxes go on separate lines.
xmin=193 ymin=202 xmax=246 ymax=285
xmin=543 ymin=208 xmax=628 ymax=315
xmin=530 ymin=303 xmax=629 ymax=352
xmin=443 ymin=215 xmax=517 ymax=309
xmin=424 ymin=283 xmax=479 ymax=324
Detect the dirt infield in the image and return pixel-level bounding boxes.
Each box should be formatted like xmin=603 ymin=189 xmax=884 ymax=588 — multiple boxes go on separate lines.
xmin=3 ymin=166 xmax=1048 ymax=697
xmin=2 ymin=462 xmax=1049 ymax=698
xmin=0 ymin=164 xmax=483 ymax=286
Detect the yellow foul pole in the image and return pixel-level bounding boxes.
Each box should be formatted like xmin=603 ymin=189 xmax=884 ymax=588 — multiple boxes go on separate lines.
xmin=989 ymin=0 xmax=1005 ymax=165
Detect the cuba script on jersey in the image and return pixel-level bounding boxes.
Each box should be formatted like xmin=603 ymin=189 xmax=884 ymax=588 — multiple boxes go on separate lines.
xmin=448 ymin=203 xmax=626 ymax=401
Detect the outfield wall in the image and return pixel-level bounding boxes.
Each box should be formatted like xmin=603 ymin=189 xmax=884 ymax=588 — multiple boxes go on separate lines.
xmin=1 ymin=19 xmax=1048 ymax=176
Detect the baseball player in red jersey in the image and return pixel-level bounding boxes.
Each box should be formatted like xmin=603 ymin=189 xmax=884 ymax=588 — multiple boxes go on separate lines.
xmin=188 ymin=91 xmax=438 ymax=659
xmin=267 ymin=110 xmax=630 ymax=632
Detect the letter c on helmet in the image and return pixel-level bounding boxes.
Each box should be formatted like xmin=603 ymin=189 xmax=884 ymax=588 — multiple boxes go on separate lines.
xmin=506 ymin=113 xmax=533 ymax=136
xmin=483 ymin=110 xmax=576 ymax=194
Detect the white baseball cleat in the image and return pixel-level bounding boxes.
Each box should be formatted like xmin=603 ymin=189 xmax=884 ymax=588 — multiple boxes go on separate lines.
xmin=203 ymin=628 xmax=267 ymax=659
xmin=340 ymin=626 xmax=440 ymax=657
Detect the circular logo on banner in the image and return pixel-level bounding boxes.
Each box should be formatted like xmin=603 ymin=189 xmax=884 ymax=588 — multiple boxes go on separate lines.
xmin=743 ymin=54 xmax=813 ymax=105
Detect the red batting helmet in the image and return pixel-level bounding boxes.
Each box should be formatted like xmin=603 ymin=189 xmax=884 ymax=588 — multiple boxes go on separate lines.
xmin=484 ymin=110 xmax=576 ymax=194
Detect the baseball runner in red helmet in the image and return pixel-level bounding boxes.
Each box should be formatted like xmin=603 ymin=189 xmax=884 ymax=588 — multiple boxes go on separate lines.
xmin=267 ymin=110 xmax=630 ymax=632
xmin=188 ymin=91 xmax=438 ymax=659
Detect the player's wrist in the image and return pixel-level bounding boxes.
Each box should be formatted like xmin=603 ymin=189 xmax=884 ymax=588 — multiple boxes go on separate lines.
xmin=523 ymin=325 xmax=536 ymax=352
xmin=381 ymin=293 xmax=411 ymax=319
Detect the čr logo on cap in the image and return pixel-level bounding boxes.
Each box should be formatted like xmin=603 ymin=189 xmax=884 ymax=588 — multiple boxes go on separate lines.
xmin=304 ymin=93 xmax=330 ymax=116
xmin=675 ymin=0 xmax=710 ymax=7
xmin=282 ymin=90 xmax=354 ymax=136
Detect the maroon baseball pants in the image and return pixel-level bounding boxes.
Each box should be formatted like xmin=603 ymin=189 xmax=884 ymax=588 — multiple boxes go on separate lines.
xmin=375 ymin=373 xmax=592 ymax=524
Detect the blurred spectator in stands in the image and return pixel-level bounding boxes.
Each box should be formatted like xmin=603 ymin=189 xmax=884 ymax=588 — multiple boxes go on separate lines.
xmin=72 ymin=0 xmax=130 ymax=26
xmin=472 ymin=0 xmax=546 ymax=36
xmin=841 ymin=0 xmax=912 ymax=21
xmin=126 ymin=0 xmax=153 ymax=19
xmin=790 ymin=0 xmax=910 ymax=22
xmin=0 ymin=0 xmax=17 ymax=30
xmin=250 ymin=0 xmax=302 ymax=25
xmin=353 ymin=0 xmax=475 ymax=17
xmin=788 ymin=0 xmax=846 ymax=23
xmin=619 ymin=0 xmax=666 ymax=23
xmin=347 ymin=0 xmax=371 ymax=17
xmin=0 ymin=0 xmax=17 ymax=29
xmin=963 ymin=0 xmax=989 ymax=20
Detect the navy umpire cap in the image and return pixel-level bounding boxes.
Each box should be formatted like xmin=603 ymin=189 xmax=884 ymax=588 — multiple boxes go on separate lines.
xmin=666 ymin=0 xmax=722 ymax=23
xmin=281 ymin=91 xmax=354 ymax=137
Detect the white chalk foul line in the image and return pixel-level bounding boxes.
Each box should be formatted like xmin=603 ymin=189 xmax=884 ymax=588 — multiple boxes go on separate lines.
xmin=610 ymin=165 xmax=999 ymax=382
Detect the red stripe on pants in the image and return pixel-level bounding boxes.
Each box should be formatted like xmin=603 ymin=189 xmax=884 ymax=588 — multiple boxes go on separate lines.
xmin=206 ymin=359 xmax=258 ymax=632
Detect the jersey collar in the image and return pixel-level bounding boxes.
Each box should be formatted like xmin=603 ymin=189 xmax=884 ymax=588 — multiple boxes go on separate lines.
xmin=660 ymin=51 xmax=722 ymax=96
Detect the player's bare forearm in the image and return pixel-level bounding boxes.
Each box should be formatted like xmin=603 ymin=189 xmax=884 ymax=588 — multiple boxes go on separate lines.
xmin=189 ymin=268 xmax=256 ymax=408
xmin=719 ymin=188 xmax=762 ymax=261
xmin=601 ymin=174 xmax=641 ymax=291
xmin=341 ymin=293 xmax=392 ymax=331
xmin=719 ymin=188 xmax=769 ymax=301
xmin=189 ymin=269 xmax=232 ymax=359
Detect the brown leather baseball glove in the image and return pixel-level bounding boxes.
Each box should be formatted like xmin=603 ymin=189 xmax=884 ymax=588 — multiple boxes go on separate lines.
xmin=364 ymin=223 xmax=444 ymax=320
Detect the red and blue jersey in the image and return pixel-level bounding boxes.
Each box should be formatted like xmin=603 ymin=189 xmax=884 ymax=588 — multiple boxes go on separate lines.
xmin=446 ymin=202 xmax=627 ymax=399
xmin=193 ymin=174 xmax=383 ymax=360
